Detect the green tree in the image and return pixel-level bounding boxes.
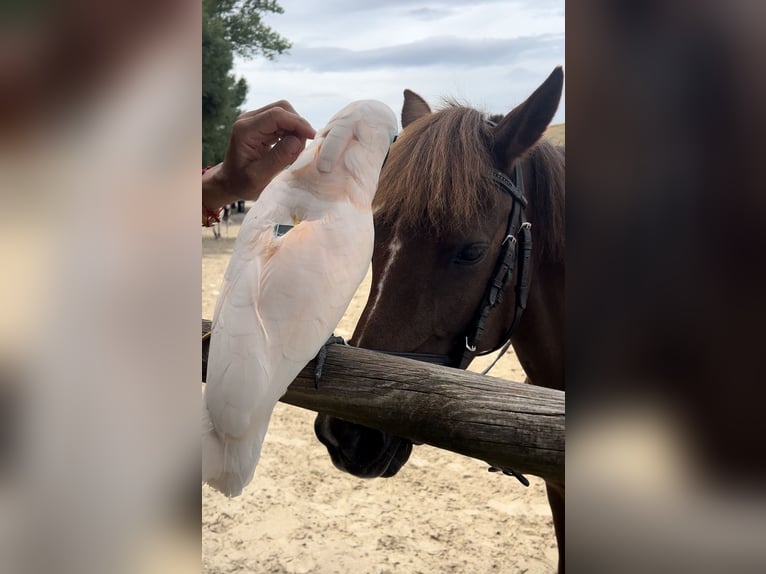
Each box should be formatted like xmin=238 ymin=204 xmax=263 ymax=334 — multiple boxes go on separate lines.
xmin=202 ymin=0 xmax=291 ymax=166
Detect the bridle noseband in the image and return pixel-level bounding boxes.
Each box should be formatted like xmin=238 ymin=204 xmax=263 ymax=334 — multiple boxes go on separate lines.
xmin=385 ymin=161 xmax=532 ymax=373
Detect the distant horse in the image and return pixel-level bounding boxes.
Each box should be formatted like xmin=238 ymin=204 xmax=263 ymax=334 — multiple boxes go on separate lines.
xmin=314 ymin=68 xmax=565 ymax=570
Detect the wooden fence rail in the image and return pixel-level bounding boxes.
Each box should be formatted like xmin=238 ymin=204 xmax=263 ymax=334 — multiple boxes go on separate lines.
xmin=202 ymin=320 xmax=564 ymax=483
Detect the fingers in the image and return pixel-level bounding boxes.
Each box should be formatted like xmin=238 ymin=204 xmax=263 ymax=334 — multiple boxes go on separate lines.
xmin=235 ymin=101 xmax=316 ymax=141
xmin=228 ymin=104 xmax=313 ymax=169
xmin=237 ymin=99 xmax=297 ymax=120
xmin=218 ymin=100 xmax=316 ymax=202
xmin=255 ymin=135 xmax=305 ymax=185
xmin=256 ymin=107 xmax=316 ymax=140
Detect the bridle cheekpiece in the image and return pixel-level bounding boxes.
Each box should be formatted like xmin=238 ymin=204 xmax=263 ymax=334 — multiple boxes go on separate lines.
xmin=385 ymin=160 xmax=532 ymax=374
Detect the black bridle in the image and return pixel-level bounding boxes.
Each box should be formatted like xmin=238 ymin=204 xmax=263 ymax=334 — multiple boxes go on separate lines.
xmin=276 ymin=132 xmax=531 ymax=372
xmin=385 ymin=161 xmax=532 ymax=373
xmin=368 ymin=132 xmax=534 ymax=485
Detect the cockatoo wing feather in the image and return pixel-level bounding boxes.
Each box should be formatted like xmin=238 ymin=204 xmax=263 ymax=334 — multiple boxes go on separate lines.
xmin=203 ymin=100 xmax=397 ymax=497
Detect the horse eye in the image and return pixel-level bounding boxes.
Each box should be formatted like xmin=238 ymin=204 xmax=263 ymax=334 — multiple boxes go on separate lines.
xmin=454 ymin=243 xmax=488 ymax=265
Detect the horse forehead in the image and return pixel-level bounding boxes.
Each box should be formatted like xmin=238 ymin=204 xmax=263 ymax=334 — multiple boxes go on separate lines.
xmin=371 ymin=228 xmax=440 ymax=279
xmin=375 ymin=209 xmax=506 ymax=248
xmin=377 ymin=224 xmax=439 ymax=252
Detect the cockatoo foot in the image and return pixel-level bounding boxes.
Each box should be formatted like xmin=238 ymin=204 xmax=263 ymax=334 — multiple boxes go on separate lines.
xmin=488 ymin=465 xmax=530 ymax=487
xmin=314 ymin=335 xmax=347 ymax=389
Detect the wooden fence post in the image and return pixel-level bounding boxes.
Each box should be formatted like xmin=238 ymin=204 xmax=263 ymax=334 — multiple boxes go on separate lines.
xmin=202 ymin=320 xmax=564 ymax=482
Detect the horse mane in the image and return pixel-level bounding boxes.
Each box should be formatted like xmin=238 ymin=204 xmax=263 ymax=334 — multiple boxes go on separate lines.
xmin=527 ymin=139 xmax=566 ymax=263
xmin=374 ymin=103 xmax=565 ymax=263
xmin=374 ymin=104 xmax=497 ymax=237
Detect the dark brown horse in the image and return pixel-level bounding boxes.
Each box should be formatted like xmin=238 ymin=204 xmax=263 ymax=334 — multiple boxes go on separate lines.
xmin=315 ymin=68 xmax=565 ymax=571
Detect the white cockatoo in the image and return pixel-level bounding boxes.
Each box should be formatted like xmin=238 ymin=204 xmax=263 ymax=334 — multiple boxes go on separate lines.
xmin=203 ymin=100 xmax=398 ymax=497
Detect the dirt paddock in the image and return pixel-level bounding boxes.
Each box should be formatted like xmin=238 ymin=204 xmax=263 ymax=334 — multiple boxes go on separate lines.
xmin=202 ymin=210 xmax=557 ymax=573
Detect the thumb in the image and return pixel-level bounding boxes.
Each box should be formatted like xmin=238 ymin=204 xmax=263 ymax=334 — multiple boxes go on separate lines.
xmin=261 ymin=135 xmax=303 ymax=178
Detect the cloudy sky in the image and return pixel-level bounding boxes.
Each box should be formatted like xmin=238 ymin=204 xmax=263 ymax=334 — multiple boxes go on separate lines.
xmin=235 ymin=0 xmax=564 ymax=132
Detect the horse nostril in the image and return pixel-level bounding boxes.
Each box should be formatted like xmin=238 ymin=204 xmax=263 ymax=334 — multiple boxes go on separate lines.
xmin=316 ymin=415 xmax=384 ymax=458
xmin=314 ymin=414 xmax=414 ymax=478
xmin=314 ymin=414 xmax=339 ymax=448
xmin=330 ymin=418 xmax=385 ymax=456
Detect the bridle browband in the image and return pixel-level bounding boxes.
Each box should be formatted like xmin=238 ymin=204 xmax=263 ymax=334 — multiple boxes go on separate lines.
xmin=385 ymin=160 xmax=532 ymax=373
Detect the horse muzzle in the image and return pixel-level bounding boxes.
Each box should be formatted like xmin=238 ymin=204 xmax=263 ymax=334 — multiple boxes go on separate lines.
xmin=314 ymin=414 xmax=413 ymax=478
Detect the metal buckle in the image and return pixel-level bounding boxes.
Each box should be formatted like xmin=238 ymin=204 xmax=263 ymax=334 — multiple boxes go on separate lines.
xmin=465 ymin=337 xmax=477 ymax=352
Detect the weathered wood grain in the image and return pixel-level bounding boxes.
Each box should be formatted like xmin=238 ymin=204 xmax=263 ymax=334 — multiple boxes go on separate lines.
xmin=201 ymin=319 xmax=564 ymax=482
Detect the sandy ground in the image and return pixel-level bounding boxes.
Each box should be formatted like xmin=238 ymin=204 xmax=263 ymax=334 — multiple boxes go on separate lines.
xmin=202 ymin=211 xmax=557 ymax=573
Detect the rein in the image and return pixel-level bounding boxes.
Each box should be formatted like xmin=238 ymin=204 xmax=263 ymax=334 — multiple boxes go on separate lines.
xmin=386 ymin=162 xmax=532 ymax=373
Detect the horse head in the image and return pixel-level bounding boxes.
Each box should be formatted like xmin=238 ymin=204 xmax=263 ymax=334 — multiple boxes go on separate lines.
xmin=315 ymin=68 xmax=564 ymax=480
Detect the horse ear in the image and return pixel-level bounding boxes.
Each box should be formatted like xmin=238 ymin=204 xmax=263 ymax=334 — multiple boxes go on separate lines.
xmin=402 ymin=89 xmax=432 ymax=128
xmin=493 ymin=67 xmax=563 ymax=167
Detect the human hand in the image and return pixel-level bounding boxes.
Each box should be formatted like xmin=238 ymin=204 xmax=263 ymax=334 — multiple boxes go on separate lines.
xmin=203 ymin=100 xmax=316 ymax=211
